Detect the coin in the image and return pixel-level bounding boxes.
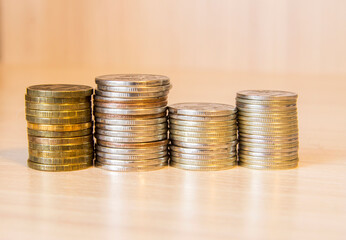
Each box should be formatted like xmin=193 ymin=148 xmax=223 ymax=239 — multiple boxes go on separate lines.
xmin=96 ymin=151 xmax=167 ymax=160
xmin=28 ymin=135 xmax=93 ymax=145
xmin=25 ymin=95 xmax=91 ymax=104
xmin=26 ymin=115 xmax=92 ymax=124
xmin=95 ymin=74 xmax=170 ymax=87
xmin=170 ymin=161 xmax=236 ymax=171
xmin=170 ymin=156 xmax=236 ymax=166
xmin=238 ymin=161 xmax=298 ymax=170
xmin=27 ymin=84 xmax=93 ymax=98
xmin=169 ymin=118 xmax=236 ymax=127
xmin=26 ymin=109 xmax=91 ymax=118
xmin=29 ymin=148 xmax=93 ymax=158
xmin=169 ymin=145 xmax=235 ymax=154
xmin=96 ymin=144 xmax=167 ymax=154
xmin=27 ymin=128 xmax=93 ymax=138
xmin=97 ymin=84 xmax=172 ymax=93
xmin=97 ymin=139 xmax=168 ymax=149
xmin=95 ymin=133 xmax=167 ymax=143
xmin=95 ymin=161 xmax=168 ymax=171
xmin=27 ymin=122 xmax=92 ymax=131
xmin=169 ymin=129 xmax=236 ymax=138
xmin=168 ymin=103 xmax=236 ymax=116
xmin=170 ymin=135 xmax=237 ymax=143
xmin=94 ymin=100 xmax=168 ymax=109
xmin=170 ymin=151 xmax=236 ymax=160
xmin=96 ymin=156 xmax=168 ymax=166
xmin=169 ymin=114 xmax=236 ymax=122
xmin=236 ymin=90 xmax=298 ymax=101
xmin=28 ymin=142 xmax=93 ymax=151
xmin=26 ymin=101 xmax=91 ymax=110
xmin=236 ymin=98 xmax=297 ymax=105
xmin=171 ymin=140 xmax=237 ymax=149
xmin=27 ymin=160 xmax=92 ymax=171
xmin=95 ymin=122 xmax=167 ymax=132
xmin=95 ymin=117 xmax=167 ymax=126
xmin=94 ymin=106 xmax=166 ymax=115
xmin=94 ymin=95 xmax=168 ymax=103
xmin=94 ymin=112 xmax=166 ymax=120
xmin=95 ymin=89 xmax=169 ymax=98
xmin=95 ymin=128 xmax=166 ymax=137
xmin=169 ymin=124 xmax=235 ymax=132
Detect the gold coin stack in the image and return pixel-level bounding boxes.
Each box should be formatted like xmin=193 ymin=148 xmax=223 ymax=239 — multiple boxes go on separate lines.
xmin=25 ymin=84 xmax=94 ymax=171
xmin=94 ymin=74 xmax=172 ymax=171
xmin=168 ymin=103 xmax=238 ymax=171
xmin=236 ymin=90 xmax=299 ymax=170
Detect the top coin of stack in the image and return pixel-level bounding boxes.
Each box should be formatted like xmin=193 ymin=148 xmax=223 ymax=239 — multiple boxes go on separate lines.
xmin=236 ymin=90 xmax=299 ymax=170
xmin=168 ymin=103 xmax=238 ymax=171
xmin=94 ymin=74 xmax=172 ymax=171
xmin=25 ymin=84 xmax=94 ymax=171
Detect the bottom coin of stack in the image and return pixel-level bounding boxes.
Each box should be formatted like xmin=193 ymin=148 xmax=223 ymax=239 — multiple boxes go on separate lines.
xmin=236 ymin=90 xmax=299 ymax=170
xmin=93 ymin=74 xmax=171 ymax=171
xmin=168 ymin=103 xmax=237 ymax=171
xmin=25 ymin=84 xmax=94 ymax=171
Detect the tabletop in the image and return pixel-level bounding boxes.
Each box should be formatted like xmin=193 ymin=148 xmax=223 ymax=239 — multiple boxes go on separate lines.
xmin=0 ymin=65 xmax=345 ymax=240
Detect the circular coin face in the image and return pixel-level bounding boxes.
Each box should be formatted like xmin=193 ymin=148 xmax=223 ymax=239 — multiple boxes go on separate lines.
xmin=27 ymin=84 xmax=93 ymax=98
xmin=95 ymin=74 xmax=170 ymax=86
xmin=237 ymin=90 xmax=298 ymax=101
xmin=168 ymin=103 xmax=236 ymax=116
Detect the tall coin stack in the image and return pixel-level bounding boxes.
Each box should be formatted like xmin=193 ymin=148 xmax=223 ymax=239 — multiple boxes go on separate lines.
xmin=94 ymin=74 xmax=171 ymax=171
xmin=236 ymin=90 xmax=299 ymax=170
xmin=168 ymin=103 xmax=238 ymax=171
xmin=25 ymin=84 xmax=94 ymax=171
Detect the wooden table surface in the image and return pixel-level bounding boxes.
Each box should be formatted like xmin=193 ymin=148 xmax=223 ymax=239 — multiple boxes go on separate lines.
xmin=0 ymin=66 xmax=345 ymax=240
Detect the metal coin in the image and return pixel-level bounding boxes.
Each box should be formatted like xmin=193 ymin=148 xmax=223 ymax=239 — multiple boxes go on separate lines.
xmin=169 ymin=118 xmax=236 ymax=127
xmin=26 ymin=115 xmax=92 ymax=124
xmin=95 ymin=89 xmax=169 ymax=98
xmin=169 ymin=124 xmax=236 ymax=132
xmin=170 ymin=135 xmax=237 ymax=143
xmin=169 ymin=145 xmax=236 ymax=154
xmin=94 ymin=95 xmax=168 ymax=103
xmin=96 ymin=139 xmax=168 ymax=149
xmin=238 ymin=128 xmax=298 ymax=135
xmin=170 ymin=130 xmax=236 ymax=138
xmin=168 ymin=103 xmax=236 ymax=116
xmin=95 ymin=161 xmax=168 ymax=172
xmin=238 ymin=161 xmax=298 ymax=170
xmin=26 ymin=109 xmax=91 ymax=118
xmin=170 ymin=151 xmax=236 ymax=160
xmin=95 ymin=74 xmax=170 ymax=87
xmin=236 ymin=97 xmax=297 ymax=105
xmin=237 ymin=111 xmax=297 ymax=118
xmin=96 ymin=144 xmax=167 ymax=154
xmin=94 ymin=100 xmax=167 ymax=109
xmin=28 ymin=142 xmax=93 ymax=151
xmin=97 ymin=84 xmax=172 ymax=93
xmin=95 ymin=133 xmax=167 ymax=143
xmin=239 ymin=155 xmax=298 ymax=163
xmin=238 ymin=124 xmax=298 ymax=131
xmin=238 ymin=149 xmax=298 ymax=157
xmin=239 ymin=141 xmax=299 ymax=149
xmin=96 ymin=122 xmax=167 ymax=132
xmin=96 ymin=151 xmax=167 ymax=160
xmin=29 ymin=148 xmax=93 ymax=158
xmin=238 ymin=132 xmax=299 ymax=140
xmin=27 ymin=84 xmax=93 ymax=98
xmin=239 ymin=136 xmax=298 ymax=144
xmin=169 ymin=114 xmax=236 ymax=122
xmin=96 ymin=156 xmax=168 ymax=166
xmin=170 ymin=156 xmax=237 ymax=165
xmin=28 ymin=135 xmax=93 ymax=145
xmin=239 ymin=145 xmax=298 ymax=153
xmin=27 ymin=128 xmax=93 ymax=138
xmin=27 ymin=160 xmax=92 ymax=171
xmin=236 ymin=90 xmax=298 ymax=101
xmin=25 ymin=95 xmax=91 ymax=104
xmin=27 ymin=122 xmax=92 ymax=132
xmin=29 ymin=154 xmax=94 ymax=164
xmin=95 ymin=117 xmax=166 ymax=126
xmin=171 ymin=140 xmax=237 ymax=149
xmin=94 ymin=112 xmax=166 ymax=120
xmin=236 ymin=102 xmax=296 ymax=109
xmin=95 ymin=128 xmax=167 ymax=137
xmin=237 ymin=119 xmax=298 ymax=127
xmin=26 ymin=101 xmax=91 ymax=111
xmin=170 ymin=161 xmax=236 ymax=171
xmin=94 ymin=106 xmax=166 ymax=115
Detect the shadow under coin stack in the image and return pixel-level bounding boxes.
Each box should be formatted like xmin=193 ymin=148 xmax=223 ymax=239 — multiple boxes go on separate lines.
xmin=94 ymin=74 xmax=171 ymax=171
xmin=236 ymin=90 xmax=299 ymax=170
xmin=25 ymin=84 xmax=94 ymax=171
xmin=168 ymin=103 xmax=238 ymax=171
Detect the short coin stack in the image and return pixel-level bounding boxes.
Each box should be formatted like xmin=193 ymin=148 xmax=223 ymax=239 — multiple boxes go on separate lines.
xmin=94 ymin=74 xmax=171 ymax=171
xmin=168 ymin=103 xmax=237 ymax=171
xmin=236 ymin=90 xmax=299 ymax=170
xmin=25 ymin=84 xmax=94 ymax=171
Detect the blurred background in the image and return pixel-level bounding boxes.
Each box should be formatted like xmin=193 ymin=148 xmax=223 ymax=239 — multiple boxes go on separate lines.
xmin=0 ymin=0 xmax=345 ymax=150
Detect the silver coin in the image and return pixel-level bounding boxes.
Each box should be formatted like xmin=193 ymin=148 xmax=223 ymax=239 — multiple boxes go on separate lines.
xmin=170 ymin=156 xmax=236 ymax=166
xmin=95 ymin=89 xmax=169 ymax=98
xmin=95 ymin=74 xmax=170 ymax=87
xmin=169 ymin=124 xmax=236 ymax=132
xmin=170 ymin=140 xmax=237 ymax=149
xmin=237 ymin=106 xmax=297 ymax=114
xmin=237 ymin=111 xmax=297 ymax=118
xmin=94 ymin=111 xmax=166 ymax=120
xmin=170 ymin=151 xmax=236 ymax=160
xmin=97 ymin=84 xmax=172 ymax=93
xmin=95 ymin=117 xmax=167 ymax=126
xmin=94 ymin=95 xmax=168 ymax=103
xmin=96 ymin=150 xmax=167 ymax=160
xmin=94 ymin=100 xmax=168 ymax=109
xmin=238 ymin=132 xmax=299 ymax=140
xmin=239 ymin=141 xmax=299 ymax=149
xmin=96 ymin=144 xmax=167 ymax=154
xmin=96 ymin=122 xmax=167 ymax=132
xmin=236 ymin=97 xmax=297 ymax=105
xmin=169 ymin=145 xmax=236 ymax=154
xmin=95 ymin=161 xmax=168 ymax=171
xmin=169 ymin=129 xmax=236 ymax=138
xmin=170 ymin=161 xmax=236 ymax=171
xmin=169 ymin=118 xmax=236 ymax=127
xmin=97 ymin=139 xmax=168 ymax=149
xmin=238 ymin=154 xmax=298 ymax=162
xmin=239 ymin=136 xmax=298 ymax=144
xmin=95 ymin=128 xmax=167 ymax=137
xmin=238 ymin=161 xmax=298 ymax=170
xmin=239 ymin=144 xmax=298 ymax=153
xmin=170 ymin=134 xmax=237 ymax=143
xmin=94 ymin=106 xmax=167 ymax=115
xmin=96 ymin=156 xmax=168 ymax=166
xmin=238 ymin=124 xmax=298 ymax=131
xmin=95 ymin=133 xmax=167 ymax=143
xmin=238 ymin=149 xmax=298 ymax=157
xmin=237 ymin=90 xmax=298 ymax=101
xmin=168 ymin=103 xmax=236 ymax=116
xmin=169 ymin=114 xmax=236 ymax=122
xmin=237 ymin=119 xmax=298 ymax=126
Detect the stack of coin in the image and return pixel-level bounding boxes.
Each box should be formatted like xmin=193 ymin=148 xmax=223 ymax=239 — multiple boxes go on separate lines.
xmin=236 ymin=90 xmax=299 ymax=170
xmin=168 ymin=103 xmax=237 ymax=171
xmin=94 ymin=74 xmax=171 ymax=171
xmin=25 ymin=84 xmax=94 ymax=171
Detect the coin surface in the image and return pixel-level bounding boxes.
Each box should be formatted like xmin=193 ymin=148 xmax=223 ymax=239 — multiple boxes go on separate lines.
xmin=95 ymin=161 xmax=168 ymax=172
xmin=27 ymin=160 xmax=92 ymax=171
xmin=97 ymin=139 xmax=168 ymax=149
xmin=26 ymin=95 xmax=91 ymax=104
xmin=97 ymin=84 xmax=172 ymax=93
xmin=27 ymin=84 xmax=93 ymax=98
xmin=29 ymin=154 xmax=94 ymax=164
xmin=95 ymin=74 xmax=170 ymax=86
xmin=95 ymin=122 xmax=167 ymax=132
xmin=95 ymin=133 xmax=167 ymax=143
xmin=95 ymin=117 xmax=167 ymax=126
xmin=27 ymin=122 xmax=92 ymax=131
xmin=94 ymin=106 xmax=166 ymax=115
xmin=94 ymin=95 xmax=168 ymax=103
xmin=170 ymin=161 xmax=236 ymax=171
xmin=168 ymin=103 xmax=236 ymax=116
xmin=169 ymin=114 xmax=236 ymax=122
xmin=236 ymin=90 xmax=298 ymax=101
xmin=29 ymin=142 xmax=93 ymax=151
xmin=95 ymin=128 xmax=166 ymax=137
xmin=95 ymin=89 xmax=169 ymax=98
xmin=96 ymin=151 xmax=167 ymax=160
xmin=94 ymin=100 xmax=168 ymax=109
xmin=26 ymin=109 xmax=91 ymax=118
xmin=26 ymin=115 xmax=92 ymax=124
xmin=28 ymin=135 xmax=93 ymax=145
xmin=96 ymin=156 xmax=168 ymax=166
xmin=96 ymin=144 xmax=167 ymax=155
xmin=26 ymin=101 xmax=91 ymax=111
xmin=94 ymin=111 xmax=166 ymax=120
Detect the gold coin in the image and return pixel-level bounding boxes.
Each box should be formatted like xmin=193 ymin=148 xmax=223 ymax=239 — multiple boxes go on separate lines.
xmin=25 ymin=101 xmax=91 ymax=110
xmin=28 ymin=135 xmax=93 ymax=145
xmin=95 ymin=161 xmax=167 ymax=172
xmin=26 ymin=109 xmax=91 ymax=118
xmin=27 ymin=128 xmax=93 ymax=137
xmin=238 ymin=161 xmax=298 ymax=170
xmin=26 ymin=115 xmax=92 ymax=124
xmin=27 ymin=160 xmax=92 ymax=171
xmin=25 ymin=95 xmax=91 ymax=104
xmin=29 ymin=142 xmax=93 ymax=151
xmin=94 ymin=112 xmax=166 ymax=119
xmin=96 ymin=139 xmax=168 ymax=149
xmin=29 ymin=148 xmax=93 ymax=158
xmin=27 ymin=84 xmax=93 ymax=98
xmin=27 ymin=122 xmax=92 ymax=131
xmin=170 ymin=161 xmax=236 ymax=171
xmin=29 ymin=154 xmax=93 ymax=164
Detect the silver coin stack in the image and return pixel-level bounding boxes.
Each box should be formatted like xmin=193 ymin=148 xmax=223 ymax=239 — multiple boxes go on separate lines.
xmin=93 ymin=74 xmax=172 ymax=171
xmin=168 ymin=103 xmax=238 ymax=171
xmin=236 ymin=90 xmax=299 ymax=170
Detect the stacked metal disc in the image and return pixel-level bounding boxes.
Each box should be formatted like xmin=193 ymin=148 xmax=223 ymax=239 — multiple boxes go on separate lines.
xmin=168 ymin=103 xmax=237 ymax=171
xmin=25 ymin=84 xmax=94 ymax=171
xmin=236 ymin=90 xmax=299 ymax=170
xmin=94 ymin=74 xmax=171 ymax=171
